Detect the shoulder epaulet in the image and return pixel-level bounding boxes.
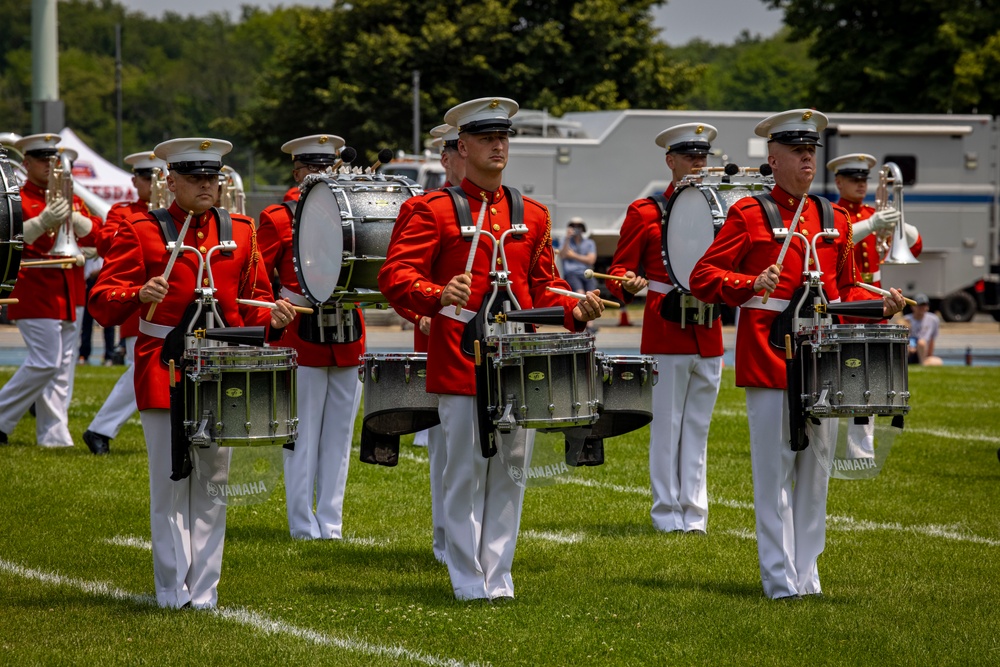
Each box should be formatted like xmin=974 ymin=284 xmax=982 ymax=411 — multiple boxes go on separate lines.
xmin=424 ymin=190 xmax=451 ymax=202
xmin=735 ymin=199 xmax=760 ymax=211
xmin=231 ymin=213 xmax=255 ymax=225
xmin=523 ymin=196 xmax=547 ymax=213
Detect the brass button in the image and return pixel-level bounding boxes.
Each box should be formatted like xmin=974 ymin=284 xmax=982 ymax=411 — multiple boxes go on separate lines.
xmin=479 ymin=191 xmax=487 ymax=199
xmin=492 ymin=224 xmax=500 ymax=231
xmin=131 ymin=292 xmax=136 ymax=297
xmin=734 ymin=279 xmax=740 ymax=285
xmin=723 ymin=277 xmax=728 ymax=283
xmin=434 ymin=289 xmax=441 ymax=295
xmin=199 ymin=245 xmax=207 ymax=254
xmin=808 ymin=258 xmax=815 ymax=265
xmin=197 ymin=231 xmax=205 ymax=240
xmin=425 ymin=287 xmax=432 ymax=293
xmin=862 ymin=251 xmax=868 ymax=258
xmin=802 ymin=228 xmax=809 ymax=235
xmin=787 ymin=198 xmax=794 ymax=206
xmin=415 ymin=282 xmax=420 ymax=288
xmin=111 ymin=291 xmax=116 ymax=297
xmin=490 ymin=207 xmax=498 ymax=215
xmin=203 ymin=278 xmax=210 ymax=286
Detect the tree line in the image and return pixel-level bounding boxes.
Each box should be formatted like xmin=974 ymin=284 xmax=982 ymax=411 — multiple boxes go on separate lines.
xmin=1 ymin=0 xmax=996 ymax=188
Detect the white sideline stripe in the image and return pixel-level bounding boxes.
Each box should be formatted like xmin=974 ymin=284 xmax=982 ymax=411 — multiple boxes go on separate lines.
xmin=521 ymin=529 xmax=584 ymax=544
xmin=720 ymin=528 xmax=756 ymax=541
xmin=715 ymin=408 xmax=1000 ymax=444
xmin=0 ymin=558 xmax=483 ymax=667
xmin=105 ymin=536 xmax=152 ymax=550
xmin=559 ymin=477 xmax=998 ymax=547
xmin=399 ymin=450 xmax=429 ymax=464
xmin=343 ymin=535 xmax=392 ymax=547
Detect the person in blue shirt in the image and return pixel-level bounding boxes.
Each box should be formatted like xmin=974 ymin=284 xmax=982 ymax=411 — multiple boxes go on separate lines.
xmin=559 ymin=217 xmax=597 ymax=294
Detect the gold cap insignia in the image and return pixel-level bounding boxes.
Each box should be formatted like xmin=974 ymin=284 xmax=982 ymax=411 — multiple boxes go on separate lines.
xmin=148 ymin=152 xmax=156 ymax=159
xmin=489 ymin=99 xmax=500 ymax=109
xmin=696 ymin=125 xmax=704 ymax=134
xmin=802 ymin=110 xmax=813 ymax=120
xmin=199 ymin=140 xmax=212 ymax=150
xmin=318 ymin=135 xmax=328 ymax=144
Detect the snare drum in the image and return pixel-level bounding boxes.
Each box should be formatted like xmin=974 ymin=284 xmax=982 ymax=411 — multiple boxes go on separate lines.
xmin=797 ymin=324 xmax=910 ymax=417
xmin=183 ymin=345 xmax=298 ymax=446
xmin=487 ymin=332 xmax=600 ymax=431
xmin=294 ymin=173 xmax=422 ymax=304
xmin=662 ymin=183 xmax=768 ymax=292
xmin=0 ymin=154 xmax=23 ymax=291
xmin=591 ymin=353 xmax=657 ymax=438
xmin=359 ymin=353 xmax=439 ymax=436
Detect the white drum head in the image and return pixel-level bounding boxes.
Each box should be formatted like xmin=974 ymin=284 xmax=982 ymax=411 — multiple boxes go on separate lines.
xmin=293 ymin=180 xmax=344 ymax=304
xmin=663 ymin=185 xmax=716 ymax=292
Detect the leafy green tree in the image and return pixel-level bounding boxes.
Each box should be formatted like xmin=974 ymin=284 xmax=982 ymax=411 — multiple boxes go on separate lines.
xmin=672 ymin=28 xmax=816 ymax=111
xmin=241 ymin=0 xmax=701 ymax=160
xmin=766 ymin=0 xmax=1000 ymax=114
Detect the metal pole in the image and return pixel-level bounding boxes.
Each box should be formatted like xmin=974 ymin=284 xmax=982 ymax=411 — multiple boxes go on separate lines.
xmin=115 ymin=23 xmax=123 ymax=165
xmin=31 ymin=0 xmax=63 ymax=133
xmin=412 ymin=70 xmax=420 ymax=155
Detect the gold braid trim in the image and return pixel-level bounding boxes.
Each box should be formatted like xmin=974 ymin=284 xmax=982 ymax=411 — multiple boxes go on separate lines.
xmin=531 ymin=207 xmax=551 ymax=272
xmin=239 ymin=227 xmax=262 ymax=297
xmin=837 ymin=210 xmax=855 ymax=282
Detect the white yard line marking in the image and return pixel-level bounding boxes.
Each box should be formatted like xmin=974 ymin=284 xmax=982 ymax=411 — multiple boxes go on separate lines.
xmin=104 ymin=536 xmax=152 ymax=550
xmin=0 ymin=558 xmax=484 ymax=667
xmin=558 ymin=477 xmax=998 ymax=547
xmin=521 ymin=529 xmax=585 ymax=544
xmin=399 ymin=450 xmax=429 ymax=464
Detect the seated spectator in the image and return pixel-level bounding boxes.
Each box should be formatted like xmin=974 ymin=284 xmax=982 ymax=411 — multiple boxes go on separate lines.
xmin=559 ymin=217 xmax=597 ymax=294
xmin=905 ymin=293 xmax=942 ymax=366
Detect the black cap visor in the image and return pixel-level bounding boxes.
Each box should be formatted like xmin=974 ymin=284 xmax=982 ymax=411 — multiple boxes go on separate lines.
xmin=25 ymin=148 xmax=59 ymax=159
xmin=667 ymin=140 xmax=711 ymax=156
xmin=768 ymin=130 xmax=823 ymax=146
xmin=169 ymin=160 xmax=223 ymax=175
xmin=836 ymin=168 xmax=870 ymax=179
xmin=459 ymin=119 xmax=514 ymax=135
xmin=292 ymin=153 xmax=338 ymax=166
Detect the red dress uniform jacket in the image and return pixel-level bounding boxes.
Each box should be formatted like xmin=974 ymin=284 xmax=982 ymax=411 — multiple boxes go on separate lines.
xmin=283 ymin=186 xmax=300 ymax=203
xmin=9 ymin=181 xmax=100 ymax=321
xmin=256 ymin=202 xmax=365 ymax=367
xmin=690 ymin=185 xmax=873 ymax=389
xmin=101 ymin=200 xmax=151 ymax=338
xmin=377 ymin=179 xmax=583 ymax=395
xmin=838 ymin=199 xmax=923 ymax=289
xmin=88 ymin=203 xmax=276 ymax=410
xmin=606 ymin=185 xmax=723 ymax=357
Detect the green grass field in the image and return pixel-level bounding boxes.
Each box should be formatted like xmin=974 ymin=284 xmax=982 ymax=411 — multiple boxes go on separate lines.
xmin=2 ymin=364 xmax=999 ymax=666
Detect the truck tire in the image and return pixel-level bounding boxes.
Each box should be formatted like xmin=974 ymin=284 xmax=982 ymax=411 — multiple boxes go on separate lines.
xmin=939 ymin=290 xmax=977 ymax=322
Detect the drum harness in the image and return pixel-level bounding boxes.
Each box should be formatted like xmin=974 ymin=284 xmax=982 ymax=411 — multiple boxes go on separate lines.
xmin=649 ymin=192 xmax=720 ymax=328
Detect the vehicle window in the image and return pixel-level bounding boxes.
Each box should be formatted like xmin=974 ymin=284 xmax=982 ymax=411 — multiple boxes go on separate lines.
xmin=882 ymin=155 xmax=916 ymax=186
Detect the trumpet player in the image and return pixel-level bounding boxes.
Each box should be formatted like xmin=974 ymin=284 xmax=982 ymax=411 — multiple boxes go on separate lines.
xmin=81 ymin=151 xmax=167 ymax=455
xmin=0 ymin=134 xmax=101 ymax=449
xmin=826 ymin=153 xmax=922 ymax=288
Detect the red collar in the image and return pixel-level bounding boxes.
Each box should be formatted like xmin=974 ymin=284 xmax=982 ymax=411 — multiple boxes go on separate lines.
xmin=770 ymin=185 xmax=811 ymax=213
xmin=460 ymin=179 xmax=504 ymax=204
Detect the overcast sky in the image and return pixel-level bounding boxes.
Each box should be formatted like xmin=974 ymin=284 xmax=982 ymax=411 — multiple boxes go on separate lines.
xmin=123 ymin=0 xmax=784 ymax=45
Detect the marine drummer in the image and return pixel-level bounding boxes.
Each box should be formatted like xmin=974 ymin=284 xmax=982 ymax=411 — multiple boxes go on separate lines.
xmin=606 ymin=123 xmax=725 ymax=534
xmin=89 ymin=137 xmax=296 ymax=609
xmin=83 ymin=150 xmax=167 ymax=455
xmin=688 ymin=110 xmax=905 ymax=599
xmin=378 ymin=97 xmax=604 ymax=601
xmin=826 ymin=153 xmax=923 ymax=288
xmin=256 ymin=133 xmax=366 ymax=541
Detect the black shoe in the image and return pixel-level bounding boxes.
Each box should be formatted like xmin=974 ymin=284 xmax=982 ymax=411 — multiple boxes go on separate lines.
xmin=28 ymin=403 xmax=35 ymax=418
xmin=0 ymin=430 xmax=7 ymax=445
xmin=82 ymin=430 xmax=110 ymax=455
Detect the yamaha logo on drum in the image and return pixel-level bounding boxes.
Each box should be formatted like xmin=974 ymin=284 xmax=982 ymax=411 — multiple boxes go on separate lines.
xmin=417 ymin=369 xmax=426 ymax=378
xmin=527 ymin=371 xmax=545 ymax=381
xmin=844 ymin=358 xmax=862 ymax=368
xmin=225 ymin=388 xmax=244 ymax=397
xmin=621 ymin=371 xmax=635 ymax=381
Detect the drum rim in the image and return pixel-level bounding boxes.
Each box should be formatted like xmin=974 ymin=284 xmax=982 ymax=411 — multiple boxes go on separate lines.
xmin=293 ymin=178 xmax=345 ymax=304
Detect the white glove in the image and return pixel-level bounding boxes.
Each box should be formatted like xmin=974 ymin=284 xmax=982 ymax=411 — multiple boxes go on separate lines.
xmin=81 ymin=246 xmax=100 ymax=260
xmin=869 ymin=207 xmax=900 ymax=232
xmin=40 ymin=196 xmax=71 ymax=231
xmin=903 ymin=222 xmax=919 ymax=247
xmin=22 ymin=197 xmax=71 ymax=245
xmin=72 ymin=211 xmax=94 ymax=237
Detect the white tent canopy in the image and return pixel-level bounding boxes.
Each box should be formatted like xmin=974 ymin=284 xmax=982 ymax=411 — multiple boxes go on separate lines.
xmin=59 ymin=127 xmax=137 ymax=205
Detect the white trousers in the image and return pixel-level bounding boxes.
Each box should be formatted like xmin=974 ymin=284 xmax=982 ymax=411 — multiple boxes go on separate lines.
xmin=283 ymin=365 xmax=361 ymax=539
xmin=426 ymin=424 xmax=447 ymax=563
xmin=437 ymin=394 xmax=530 ymax=600
xmin=745 ymin=388 xmax=829 ymax=599
xmin=0 ymin=318 xmax=77 ymax=447
xmin=649 ymin=353 xmax=722 ymax=532
xmin=88 ymin=337 xmax=137 ymax=438
xmin=66 ymin=306 xmax=84 ymax=407
xmin=141 ymin=409 xmax=228 ymax=609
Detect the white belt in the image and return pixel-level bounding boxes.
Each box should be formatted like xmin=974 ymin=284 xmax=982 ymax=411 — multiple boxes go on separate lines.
xmin=646 ymin=280 xmax=675 ymax=295
xmin=139 ymin=319 xmax=174 ymax=339
xmin=438 ymin=305 xmax=476 ymax=323
xmin=741 ymin=295 xmax=790 ymax=312
xmin=279 ymin=287 xmax=312 ymax=308
xmin=860 ymin=270 xmax=882 ymax=282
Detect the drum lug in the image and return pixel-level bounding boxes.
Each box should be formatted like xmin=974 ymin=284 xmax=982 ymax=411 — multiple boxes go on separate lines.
xmin=404 ymin=361 xmax=411 ymax=383
xmin=245 ymin=420 xmax=253 ymax=434
xmin=371 ymin=362 xmax=379 ymax=383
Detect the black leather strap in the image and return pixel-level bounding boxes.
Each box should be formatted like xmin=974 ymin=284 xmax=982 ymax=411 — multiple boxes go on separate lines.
xmin=150 ymin=207 xmax=234 ymax=254
xmin=445 ymin=186 xmax=474 ymax=237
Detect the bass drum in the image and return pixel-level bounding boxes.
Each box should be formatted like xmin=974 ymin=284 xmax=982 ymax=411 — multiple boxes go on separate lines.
xmin=661 ymin=183 xmax=767 ymax=292
xmin=0 ymin=153 xmax=23 ymax=292
xmin=293 ymin=173 xmax=422 ymax=304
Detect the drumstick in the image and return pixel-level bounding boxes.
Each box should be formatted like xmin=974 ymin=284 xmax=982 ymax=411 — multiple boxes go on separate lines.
xmin=20 ymin=256 xmax=83 ymax=268
xmin=169 ymin=359 xmax=175 ymax=388
xmin=456 ymin=194 xmax=490 ymax=315
xmin=762 ymin=194 xmax=807 ymax=304
xmin=583 ymin=269 xmax=628 ymax=283
xmin=856 ymin=281 xmax=917 ymax=307
xmin=546 ymin=286 xmax=620 ymax=308
xmin=236 ymin=298 xmax=314 ymax=314
xmin=146 ymin=209 xmax=195 ymax=321
xmin=784 ymin=334 xmax=793 ymax=360
xmin=0 ymin=298 xmax=18 ymax=305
